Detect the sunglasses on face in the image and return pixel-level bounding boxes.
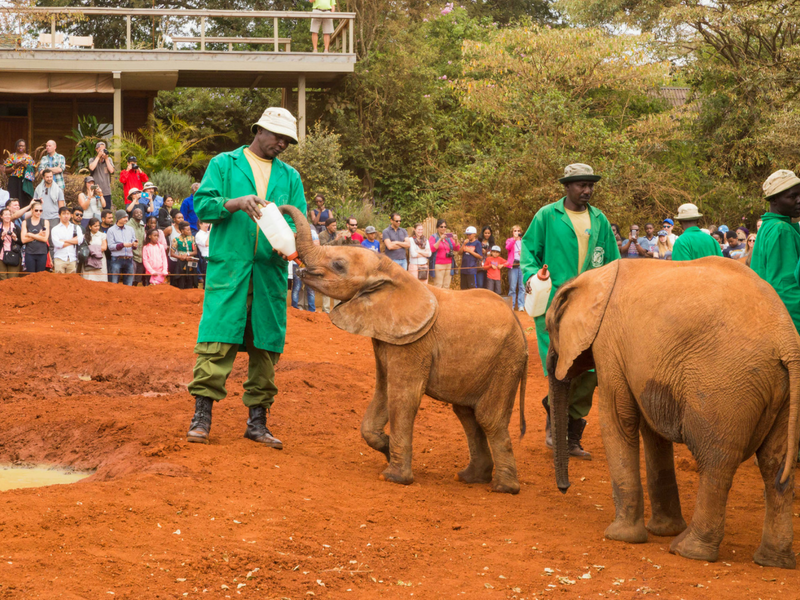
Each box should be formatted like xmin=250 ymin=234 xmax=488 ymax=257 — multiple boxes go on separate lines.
xmin=33 ymin=209 xmax=42 ymax=213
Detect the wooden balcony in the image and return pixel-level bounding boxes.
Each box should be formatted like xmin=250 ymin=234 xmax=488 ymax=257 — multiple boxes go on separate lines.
xmin=0 ymin=8 xmax=356 ymax=148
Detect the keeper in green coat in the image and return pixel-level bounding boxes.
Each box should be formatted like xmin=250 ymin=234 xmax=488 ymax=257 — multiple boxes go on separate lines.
xmin=671 ymin=203 xmax=722 ymax=262
xmin=751 ymin=169 xmax=800 ymax=334
xmin=186 ymin=107 xmax=307 ymax=449
xmin=520 ymin=163 xmax=620 ymax=460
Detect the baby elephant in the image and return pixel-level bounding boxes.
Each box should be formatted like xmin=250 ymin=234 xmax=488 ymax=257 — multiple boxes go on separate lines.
xmin=547 ymin=258 xmax=800 ymax=568
xmin=280 ymin=206 xmax=528 ymax=493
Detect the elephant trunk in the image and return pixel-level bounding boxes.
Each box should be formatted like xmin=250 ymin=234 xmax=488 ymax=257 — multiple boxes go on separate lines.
xmin=278 ymin=204 xmax=322 ymax=263
xmin=548 ymin=364 xmax=571 ymax=494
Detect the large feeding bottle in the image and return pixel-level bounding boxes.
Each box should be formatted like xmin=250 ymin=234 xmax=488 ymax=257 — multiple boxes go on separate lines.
xmin=255 ymin=203 xmax=299 ymax=262
xmin=524 ymin=264 xmax=552 ymax=318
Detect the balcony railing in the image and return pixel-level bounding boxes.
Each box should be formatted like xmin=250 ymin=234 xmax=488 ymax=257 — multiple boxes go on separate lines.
xmin=0 ymin=7 xmax=355 ymax=54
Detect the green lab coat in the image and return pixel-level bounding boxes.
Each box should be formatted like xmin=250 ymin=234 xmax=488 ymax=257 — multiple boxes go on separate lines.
xmin=751 ymin=212 xmax=800 ymax=334
xmin=520 ymin=197 xmax=621 ymax=377
xmin=671 ymin=226 xmax=722 ymax=262
xmin=194 ymin=146 xmax=306 ymax=353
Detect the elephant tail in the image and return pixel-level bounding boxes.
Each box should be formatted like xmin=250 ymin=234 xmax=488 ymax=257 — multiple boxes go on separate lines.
xmin=519 ymin=351 xmax=527 ymax=439
xmin=779 ymin=358 xmax=800 ymax=488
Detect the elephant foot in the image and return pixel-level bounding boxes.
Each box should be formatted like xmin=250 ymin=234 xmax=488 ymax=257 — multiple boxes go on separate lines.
xmin=456 ymin=463 xmax=493 ymax=485
xmin=754 ymin=544 xmax=796 ymax=569
xmin=490 ymin=478 xmax=520 ymax=495
xmin=669 ymin=528 xmax=719 ymax=562
xmin=379 ymin=465 xmax=413 ymax=486
xmin=646 ymin=515 xmax=687 ymax=537
xmin=604 ymin=518 xmax=647 ymax=544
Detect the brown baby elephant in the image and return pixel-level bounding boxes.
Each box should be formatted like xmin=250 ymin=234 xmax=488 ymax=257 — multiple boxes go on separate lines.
xmin=280 ymin=205 xmax=528 ymax=493
xmin=546 ymin=257 xmax=800 ymax=568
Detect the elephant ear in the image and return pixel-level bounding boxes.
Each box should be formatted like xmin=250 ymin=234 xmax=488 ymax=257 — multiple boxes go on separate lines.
xmin=330 ymin=260 xmax=439 ymax=345
xmin=546 ymin=261 xmax=620 ymax=380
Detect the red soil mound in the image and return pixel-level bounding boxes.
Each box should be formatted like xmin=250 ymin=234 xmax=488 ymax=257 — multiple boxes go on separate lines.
xmin=0 ymin=273 xmax=798 ymax=598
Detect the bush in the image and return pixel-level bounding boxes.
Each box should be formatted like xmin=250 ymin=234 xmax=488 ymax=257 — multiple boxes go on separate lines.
xmin=63 ymin=173 xmax=86 ymax=208
xmin=149 ymin=170 xmax=195 ymax=203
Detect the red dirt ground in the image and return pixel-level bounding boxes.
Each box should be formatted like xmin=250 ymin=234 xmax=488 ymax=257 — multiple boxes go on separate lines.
xmin=1 ymin=273 xmax=799 ymax=599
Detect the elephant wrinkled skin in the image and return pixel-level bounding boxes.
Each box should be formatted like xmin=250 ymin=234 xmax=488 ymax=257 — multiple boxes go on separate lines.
xmin=546 ymin=257 xmax=800 ymax=569
xmin=279 ymin=205 xmax=528 ymax=494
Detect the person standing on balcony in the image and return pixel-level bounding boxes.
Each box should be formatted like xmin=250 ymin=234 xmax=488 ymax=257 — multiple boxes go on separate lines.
xmin=89 ymin=142 xmax=115 ymax=210
xmin=38 ymin=140 xmax=66 ymax=190
xmin=309 ymin=0 xmax=336 ymax=53
xmin=119 ymin=155 xmax=149 ymax=202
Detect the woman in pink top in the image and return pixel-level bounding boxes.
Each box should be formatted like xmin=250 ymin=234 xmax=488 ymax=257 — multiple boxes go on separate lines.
xmin=428 ymin=218 xmax=460 ymax=289
xmin=505 ymin=224 xmax=526 ymax=310
xmin=143 ymin=228 xmax=168 ymax=284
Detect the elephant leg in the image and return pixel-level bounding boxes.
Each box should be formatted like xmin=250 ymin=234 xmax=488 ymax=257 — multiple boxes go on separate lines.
xmin=753 ymin=415 xmax=796 ymax=569
xmin=361 ymin=357 xmax=390 ymax=461
xmin=475 ymin=402 xmax=520 ymax=495
xmin=452 ymin=404 xmax=493 ymax=484
xmin=378 ymin=375 xmax=425 ymax=486
xmin=599 ymin=386 xmax=647 ymax=543
xmin=669 ymin=460 xmax=736 ymax=563
xmin=640 ymin=421 xmax=686 ymax=537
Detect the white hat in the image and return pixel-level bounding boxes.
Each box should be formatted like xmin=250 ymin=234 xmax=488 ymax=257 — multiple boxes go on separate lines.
xmin=559 ymin=163 xmax=601 ymax=184
xmin=491 ymin=245 xmax=501 ymax=252
xmin=127 ymin=187 xmax=141 ymax=198
xmin=143 ymin=181 xmax=158 ymax=190
xmin=250 ymin=107 xmax=298 ymax=144
xmin=465 ymin=226 xmax=477 ymax=234
xmin=763 ymin=170 xmax=800 ymax=198
xmin=674 ymin=203 xmax=703 ymax=221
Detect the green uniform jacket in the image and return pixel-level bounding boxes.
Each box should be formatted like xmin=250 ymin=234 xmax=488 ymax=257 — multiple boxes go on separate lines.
xmin=751 ymin=212 xmax=800 ymax=333
xmin=520 ymin=197 xmax=620 ymax=376
xmin=194 ymin=146 xmax=307 ymax=353
xmin=671 ymin=226 xmax=722 ymax=262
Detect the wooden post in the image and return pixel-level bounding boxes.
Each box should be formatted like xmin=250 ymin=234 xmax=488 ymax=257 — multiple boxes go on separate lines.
xmin=348 ymin=17 xmax=353 ymax=55
xmin=112 ymin=72 xmax=123 ymax=165
xmin=126 ymin=15 xmax=131 ymax=49
xmin=297 ymin=74 xmax=306 ymax=142
xmin=50 ymin=14 xmax=56 ymax=48
xmin=273 ymin=16 xmax=279 ymax=52
xmin=200 ymin=17 xmax=206 ymax=51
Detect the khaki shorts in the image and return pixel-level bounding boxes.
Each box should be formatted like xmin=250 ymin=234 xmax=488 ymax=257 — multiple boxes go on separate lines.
xmin=310 ymin=9 xmax=334 ymax=34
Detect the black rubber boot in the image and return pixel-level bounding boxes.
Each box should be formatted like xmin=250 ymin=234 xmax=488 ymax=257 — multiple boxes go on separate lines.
xmin=187 ymin=396 xmax=214 ymax=444
xmin=542 ymin=396 xmax=553 ymax=449
xmin=244 ymin=406 xmax=283 ymax=449
xmin=567 ymin=417 xmax=592 ymax=460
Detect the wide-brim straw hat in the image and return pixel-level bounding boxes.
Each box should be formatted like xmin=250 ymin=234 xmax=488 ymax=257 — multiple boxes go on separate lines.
xmin=559 ymin=163 xmax=601 ymax=184
xmin=250 ymin=107 xmax=299 ymax=144
xmin=143 ymin=182 xmax=158 ymax=191
xmin=127 ymin=187 xmax=142 ymax=198
xmin=674 ymin=203 xmax=703 ymax=221
xmin=763 ymin=170 xmax=800 ymax=199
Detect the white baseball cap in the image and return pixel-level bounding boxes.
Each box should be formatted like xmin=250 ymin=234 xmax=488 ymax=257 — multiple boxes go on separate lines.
xmin=250 ymin=107 xmax=299 ymax=144
xmin=465 ymin=226 xmax=477 ymax=234
xmin=491 ymin=245 xmax=501 ymax=252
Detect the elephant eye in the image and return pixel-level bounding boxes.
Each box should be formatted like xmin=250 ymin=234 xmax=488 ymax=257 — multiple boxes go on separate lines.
xmin=331 ymin=259 xmax=347 ymax=274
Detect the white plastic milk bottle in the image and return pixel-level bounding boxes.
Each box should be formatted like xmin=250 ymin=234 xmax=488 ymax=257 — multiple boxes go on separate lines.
xmin=255 ymin=203 xmax=299 ymax=262
xmin=524 ymin=264 xmax=552 ymax=318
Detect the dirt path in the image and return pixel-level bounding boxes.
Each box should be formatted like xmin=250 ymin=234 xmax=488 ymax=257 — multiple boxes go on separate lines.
xmin=0 ymin=274 xmax=798 ymax=599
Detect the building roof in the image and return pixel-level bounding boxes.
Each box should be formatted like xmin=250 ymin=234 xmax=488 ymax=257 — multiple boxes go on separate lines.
xmin=657 ymin=87 xmax=690 ymax=108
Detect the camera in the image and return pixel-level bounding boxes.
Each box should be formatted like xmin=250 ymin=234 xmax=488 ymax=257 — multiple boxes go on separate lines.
xmin=445 ymin=250 xmax=455 ymax=258
xmin=103 ymin=148 xmax=109 ymax=155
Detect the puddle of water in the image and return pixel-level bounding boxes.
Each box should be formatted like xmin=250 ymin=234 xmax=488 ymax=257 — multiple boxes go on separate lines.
xmin=0 ymin=466 xmax=93 ymax=491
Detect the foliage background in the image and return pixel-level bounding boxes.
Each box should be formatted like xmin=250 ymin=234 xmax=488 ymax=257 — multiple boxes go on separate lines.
xmin=24 ymin=0 xmax=800 ymax=235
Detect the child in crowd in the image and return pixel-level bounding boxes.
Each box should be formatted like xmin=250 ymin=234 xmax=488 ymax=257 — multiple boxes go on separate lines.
xmin=195 ymin=221 xmax=210 ymax=288
xmin=361 ymin=225 xmax=380 ymax=252
xmin=171 ymin=220 xmax=198 ymax=289
xmin=143 ymin=228 xmax=168 ymax=285
xmin=482 ymin=244 xmax=505 ymax=294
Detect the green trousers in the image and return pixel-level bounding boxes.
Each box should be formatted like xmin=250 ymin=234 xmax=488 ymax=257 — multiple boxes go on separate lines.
xmin=535 ymin=314 xmax=596 ymax=420
xmin=188 ymin=315 xmax=280 ymax=410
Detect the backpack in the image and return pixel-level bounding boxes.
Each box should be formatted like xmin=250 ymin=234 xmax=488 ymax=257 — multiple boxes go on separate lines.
xmin=75 ymin=226 xmax=91 ymax=265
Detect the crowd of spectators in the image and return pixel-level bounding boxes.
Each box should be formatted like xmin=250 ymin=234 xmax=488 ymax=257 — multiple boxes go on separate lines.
xmin=0 ymin=145 xmax=764 ymax=304
xmin=0 ymin=140 xmax=207 ymax=287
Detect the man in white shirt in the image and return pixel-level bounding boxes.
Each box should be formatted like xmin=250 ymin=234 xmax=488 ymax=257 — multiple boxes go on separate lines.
xmin=51 ymin=206 xmax=84 ymax=274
